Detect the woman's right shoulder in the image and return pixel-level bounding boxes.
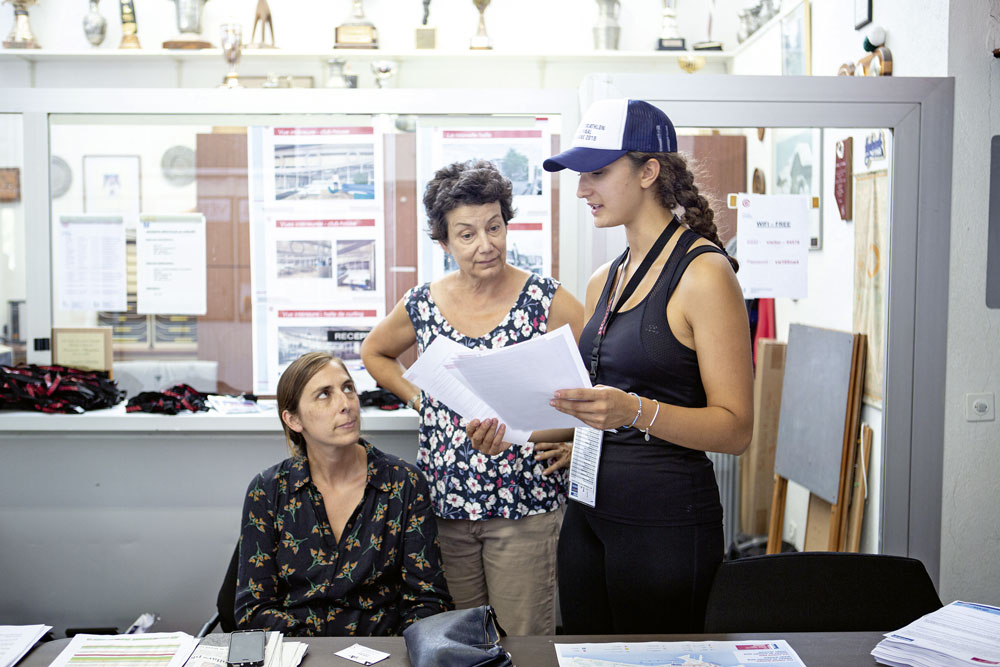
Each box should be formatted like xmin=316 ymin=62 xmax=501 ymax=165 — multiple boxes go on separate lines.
xmin=585 ymin=261 xmax=614 ymax=304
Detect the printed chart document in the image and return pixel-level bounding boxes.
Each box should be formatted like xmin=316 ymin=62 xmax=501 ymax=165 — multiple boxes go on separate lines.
xmin=872 ymin=600 xmax=1000 ymax=666
xmin=554 ymin=639 xmax=807 ymax=667
xmin=57 ymin=214 xmax=127 ymax=312
xmin=0 ymin=624 xmax=51 ymax=667
xmin=136 ymin=213 xmax=207 ymax=315
xmin=403 ymin=325 xmax=591 ymax=446
xmin=49 ymin=632 xmax=198 ymax=667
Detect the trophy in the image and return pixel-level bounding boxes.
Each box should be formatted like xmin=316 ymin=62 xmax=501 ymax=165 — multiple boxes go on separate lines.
xmin=593 ymin=0 xmax=620 ymax=51
xmin=469 ymin=0 xmax=491 ymax=50
xmin=325 ymin=57 xmax=357 ymax=88
xmin=164 ymin=0 xmax=211 ymax=49
xmin=335 ymin=0 xmax=378 ymax=49
xmin=248 ymin=0 xmax=275 ymax=48
xmin=657 ymin=0 xmax=685 ymax=50
xmin=415 ymin=0 xmax=435 ymax=49
xmin=83 ymin=0 xmax=107 ymax=46
xmin=219 ymin=22 xmax=243 ymax=88
xmin=370 ymin=60 xmax=397 ymax=88
xmin=692 ymin=0 xmax=722 ymax=51
xmin=118 ymin=0 xmax=140 ymax=48
xmin=3 ymin=0 xmax=41 ymax=49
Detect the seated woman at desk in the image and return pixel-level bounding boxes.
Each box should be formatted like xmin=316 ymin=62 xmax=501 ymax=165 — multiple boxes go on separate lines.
xmin=234 ymin=351 xmax=452 ymax=636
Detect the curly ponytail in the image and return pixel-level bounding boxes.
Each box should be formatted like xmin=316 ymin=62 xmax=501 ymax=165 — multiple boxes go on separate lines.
xmin=627 ymin=151 xmax=739 ymax=272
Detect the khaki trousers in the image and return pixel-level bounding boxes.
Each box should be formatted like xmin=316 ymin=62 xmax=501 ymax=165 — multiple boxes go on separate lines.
xmin=435 ymin=506 xmax=563 ymax=635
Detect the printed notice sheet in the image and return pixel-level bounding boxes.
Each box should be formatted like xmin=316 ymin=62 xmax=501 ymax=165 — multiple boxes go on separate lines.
xmin=57 ymin=214 xmax=127 ymax=312
xmin=48 ymin=632 xmax=198 ymax=667
xmin=735 ymin=193 xmax=809 ymax=299
xmin=417 ymin=120 xmax=553 ymax=283
xmin=403 ymin=325 xmax=591 ymax=446
xmin=247 ymin=124 xmax=386 ymax=394
xmin=554 ymin=640 xmax=807 ymax=667
xmin=136 ymin=213 xmax=207 ymax=315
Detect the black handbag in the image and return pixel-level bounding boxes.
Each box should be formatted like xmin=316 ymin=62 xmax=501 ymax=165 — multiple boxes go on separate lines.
xmin=402 ymin=605 xmax=513 ymax=667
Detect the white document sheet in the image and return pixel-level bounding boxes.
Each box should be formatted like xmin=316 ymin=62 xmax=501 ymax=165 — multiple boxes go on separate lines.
xmin=872 ymin=600 xmax=1000 ymax=666
xmin=403 ymin=325 xmax=591 ymax=446
xmin=0 ymin=624 xmax=51 ymax=667
xmin=736 ymin=193 xmax=810 ymax=299
xmin=555 ymin=639 xmax=807 ymax=667
xmin=136 ymin=213 xmax=207 ymax=315
xmin=48 ymin=632 xmax=198 ymax=667
xmin=58 ymin=214 xmax=127 ymax=312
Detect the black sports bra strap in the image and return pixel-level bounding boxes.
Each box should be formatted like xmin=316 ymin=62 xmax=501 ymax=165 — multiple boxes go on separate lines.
xmin=667 ymin=241 xmax=728 ymax=296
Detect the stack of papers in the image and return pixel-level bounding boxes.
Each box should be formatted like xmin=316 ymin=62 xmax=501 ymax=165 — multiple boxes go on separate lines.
xmin=402 ymin=325 xmax=592 ymax=446
xmin=49 ymin=632 xmax=199 ymax=667
xmin=184 ymin=633 xmax=307 ymax=667
xmin=554 ymin=640 xmax=807 ymax=667
xmin=872 ymin=601 xmax=1000 ymax=666
xmin=0 ymin=625 xmax=51 ymax=667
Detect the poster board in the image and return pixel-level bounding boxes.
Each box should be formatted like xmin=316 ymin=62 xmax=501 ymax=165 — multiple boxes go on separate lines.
xmin=773 ymin=324 xmax=855 ymax=504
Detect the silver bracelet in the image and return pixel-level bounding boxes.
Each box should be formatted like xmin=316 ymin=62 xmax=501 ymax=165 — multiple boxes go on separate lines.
xmin=625 ymin=392 xmax=642 ymax=428
xmin=643 ymin=399 xmax=661 ymax=442
xmin=406 ymin=393 xmax=420 ymax=411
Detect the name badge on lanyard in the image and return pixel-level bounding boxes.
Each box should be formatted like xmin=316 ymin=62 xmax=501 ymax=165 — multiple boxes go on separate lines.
xmin=570 ymin=218 xmax=679 ymax=508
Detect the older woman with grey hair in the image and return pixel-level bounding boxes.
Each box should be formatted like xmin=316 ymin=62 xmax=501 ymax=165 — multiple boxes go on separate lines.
xmin=361 ymin=159 xmax=583 ymax=635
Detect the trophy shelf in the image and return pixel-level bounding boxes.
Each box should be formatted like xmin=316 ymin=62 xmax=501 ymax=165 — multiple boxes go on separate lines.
xmin=0 ymin=48 xmax=735 ymax=66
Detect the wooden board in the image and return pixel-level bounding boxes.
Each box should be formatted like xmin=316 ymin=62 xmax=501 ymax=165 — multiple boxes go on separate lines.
xmin=846 ymin=425 xmax=874 ymax=552
xmin=740 ymin=338 xmax=786 ymax=535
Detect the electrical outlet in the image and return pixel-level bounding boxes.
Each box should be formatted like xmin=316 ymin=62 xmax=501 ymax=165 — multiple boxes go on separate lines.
xmin=965 ymin=392 xmax=996 ymax=422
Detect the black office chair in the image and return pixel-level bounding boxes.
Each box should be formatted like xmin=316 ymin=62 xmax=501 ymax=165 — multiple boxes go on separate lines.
xmin=703 ymin=552 xmax=942 ymax=632
xmin=197 ymin=544 xmax=240 ymax=638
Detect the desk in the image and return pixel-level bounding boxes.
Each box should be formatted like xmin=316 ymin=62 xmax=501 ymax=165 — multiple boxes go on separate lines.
xmin=19 ymin=632 xmax=884 ymax=667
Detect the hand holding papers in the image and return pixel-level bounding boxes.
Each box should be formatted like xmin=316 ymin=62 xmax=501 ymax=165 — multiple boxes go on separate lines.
xmin=402 ymin=325 xmax=591 ymax=447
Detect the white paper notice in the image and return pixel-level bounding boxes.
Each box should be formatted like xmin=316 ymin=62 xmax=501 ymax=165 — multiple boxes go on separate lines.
xmin=568 ymin=426 xmax=602 ymax=507
xmin=136 ymin=213 xmax=207 ymax=315
xmin=333 ymin=643 xmax=390 ymax=665
xmin=57 ymin=215 xmax=127 ymax=311
xmin=735 ymin=193 xmax=810 ymax=299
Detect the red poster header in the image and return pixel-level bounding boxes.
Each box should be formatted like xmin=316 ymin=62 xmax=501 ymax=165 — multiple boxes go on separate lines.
xmin=278 ymin=310 xmax=377 ymax=318
xmin=276 ymin=219 xmax=376 ymax=228
xmin=273 ymin=127 xmax=373 ymax=136
xmin=507 ymin=222 xmax=544 ymax=231
xmin=442 ymin=130 xmax=542 ymax=139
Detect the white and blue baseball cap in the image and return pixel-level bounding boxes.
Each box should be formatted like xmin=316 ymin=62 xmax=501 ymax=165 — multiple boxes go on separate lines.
xmin=543 ymin=98 xmax=677 ymax=173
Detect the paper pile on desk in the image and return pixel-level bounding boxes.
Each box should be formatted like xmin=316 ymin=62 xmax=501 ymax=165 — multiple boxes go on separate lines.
xmin=555 ymin=639 xmax=807 ymax=667
xmin=184 ymin=632 xmax=307 ymax=667
xmin=872 ymin=601 xmax=1000 ymax=666
xmin=402 ymin=325 xmax=592 ymax=446
xmin=0 ymin=624 xmax=51 ymax=667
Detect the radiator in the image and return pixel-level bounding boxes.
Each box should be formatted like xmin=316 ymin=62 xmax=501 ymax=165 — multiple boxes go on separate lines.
xmin=707 ymin=451 xmax=740 ymax=550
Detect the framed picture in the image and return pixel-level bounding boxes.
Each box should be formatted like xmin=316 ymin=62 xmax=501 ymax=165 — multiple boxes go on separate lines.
xmin=781 ymin=1 xmax=811 ymax=76
xmin=83 ymin=155 xmax=141 ymax=228
xmin=855 ymin=0 xmax=872 ymax=30
xmin=772 ymin=128 xmax=823 ymax=250
xmin=52 ymin=327 xmax=113 ymax=373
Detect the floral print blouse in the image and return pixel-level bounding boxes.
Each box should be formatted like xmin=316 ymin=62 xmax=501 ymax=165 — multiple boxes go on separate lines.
xmin=235 ymin=441 xmax=452 ymax=636
xmin=404 ymin=273 xmax=568 ymax=521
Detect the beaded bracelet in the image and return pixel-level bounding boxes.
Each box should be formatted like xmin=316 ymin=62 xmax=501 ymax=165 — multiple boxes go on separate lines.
xmin=643 ymin=399 xmax=661 ymax=442
xmin=625 ymin=391 xmax=642 ymax=428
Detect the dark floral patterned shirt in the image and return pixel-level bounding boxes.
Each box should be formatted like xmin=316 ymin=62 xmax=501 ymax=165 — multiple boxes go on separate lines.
xmin=404 ymin=273 xmax=568 ymax=521
xmin=235 ymin=441 xmax=452 ymax=636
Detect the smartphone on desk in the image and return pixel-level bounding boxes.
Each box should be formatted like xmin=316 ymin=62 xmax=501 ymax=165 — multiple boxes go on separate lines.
xmin=227 ymin=629 xmax=266 ymax=667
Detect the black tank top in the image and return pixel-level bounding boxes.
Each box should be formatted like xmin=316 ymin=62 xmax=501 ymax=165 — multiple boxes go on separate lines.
xmin=577 ymin=223 xmax=726 ymax=526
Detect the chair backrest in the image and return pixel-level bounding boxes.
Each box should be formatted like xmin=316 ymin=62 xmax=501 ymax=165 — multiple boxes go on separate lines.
xmin=703 ymin=552 xmax=942 ymax=632
xmin=216 ymin=544 xmax=240 ymax=633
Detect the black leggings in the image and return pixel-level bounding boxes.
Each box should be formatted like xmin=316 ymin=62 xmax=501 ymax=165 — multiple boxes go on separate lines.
xmin=557 ymin=500 xmax=723 ymax=634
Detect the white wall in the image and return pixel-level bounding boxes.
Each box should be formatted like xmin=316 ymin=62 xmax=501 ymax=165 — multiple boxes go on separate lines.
xmin=940 ymin=0 xmax=1000 ymax=606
